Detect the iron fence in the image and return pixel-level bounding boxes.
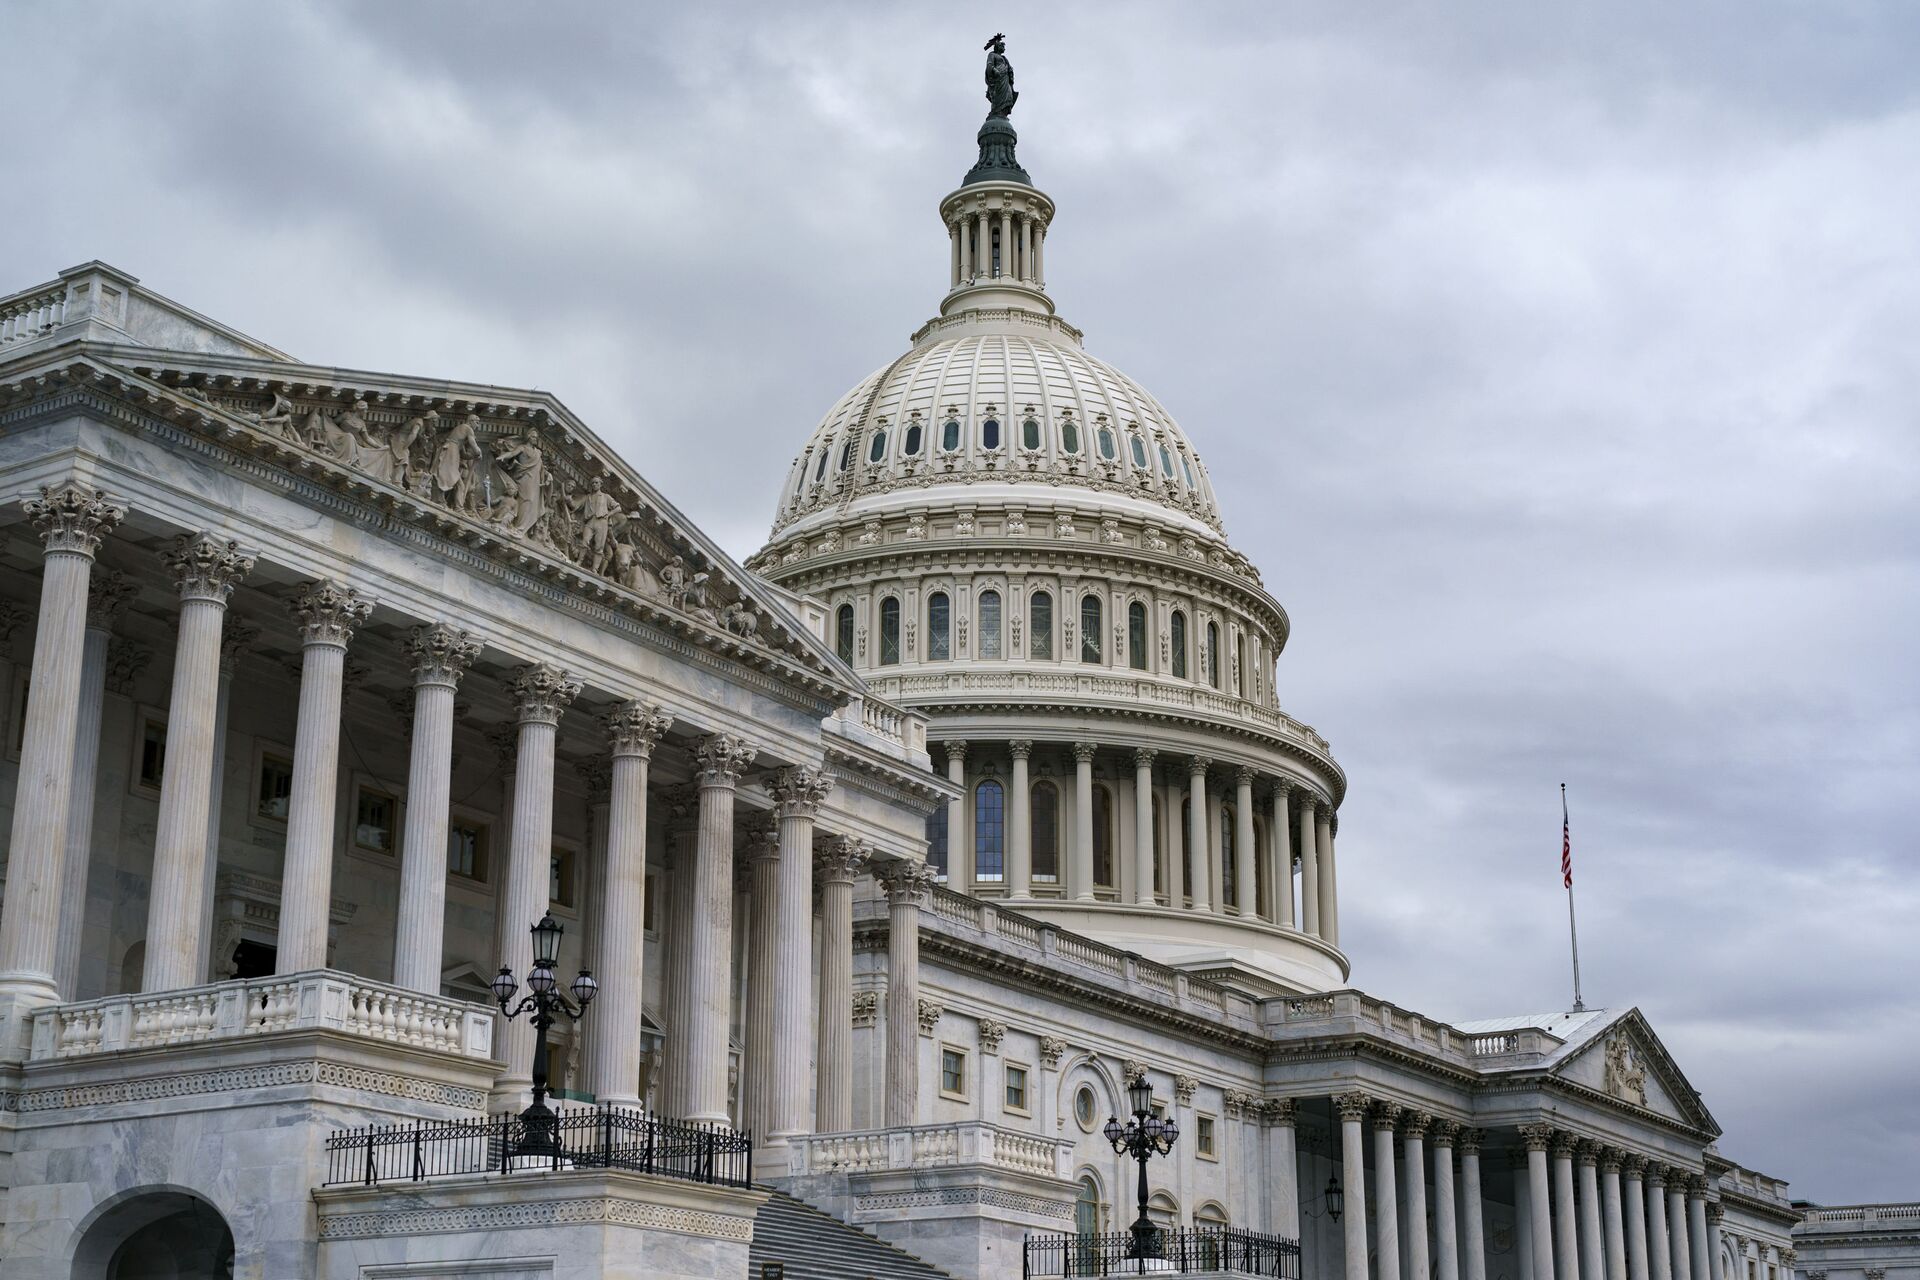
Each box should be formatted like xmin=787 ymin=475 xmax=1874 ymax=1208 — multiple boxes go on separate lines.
xmin=323 ymin=1105 xmax=752 ymax=1189
xmin=1023 ymin=1226 xmax=1301 ymax=1278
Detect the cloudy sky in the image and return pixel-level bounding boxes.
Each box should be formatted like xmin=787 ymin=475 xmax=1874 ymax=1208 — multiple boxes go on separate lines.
xmin=6 ymin=3 xmax=1916 ymax=1201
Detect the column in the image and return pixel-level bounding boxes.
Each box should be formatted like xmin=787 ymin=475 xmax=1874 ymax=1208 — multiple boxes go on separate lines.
xmin=588 ymin=701 xmax=670 ymax=1107
xmin=1335 ymin=1093 xmax=1373 ymax=1280
xmin=1320 ymin=807 xmax=1341 ymax=945
xmin=53 ymin=570 xmax=132 ymax=997
xmin=950 ymin=220 xmax=962 ymax=288
xmin=1271 ymin=784 xmax=1294 ymax=928
xmin=1034 ymin=222 xmax=1045 ymax=283
xmin=948 ymin=741 xmax=978 ymax=891
xmin=1234 ymin=767 xmax=1257 ymax=916
xmin=1647 ymin=1166 xmax=1673 ymax=1280
xmin=1602 ymin=1150 xmax=1629 ymax=1280
xmin=274 ymin=582 xmax=371 ymax=973
xmin=814 ymin=837 xmax=864 ymax=1132
xmin=1515 ymin=1151 xmax=1538 ymax=1280
xmin=1072 ymin=741 xmax=1096 ymax=900
xmin=0 ymin=484 xmax=123 ymax=1031
xmin=1374 ymin=1101 xmax=1403 ymax=1280
xmin=1704 ymin=1207 xmax=1725 ymax=1280
xmin=1132 ymin=749 xmax=1156 ymax=905
xmin=1185 ymin=756 xmax=1212 ymax=909
xmin=143 ymin=532 xmax=254 ymax=994
xmin=767 ymin=766 xmax=832 ymax=1149
xmin=977 ymin=213 xmax=991 ymax=278
xmin=1433 ymin=1122 xmax=1461 ymax=1280
xmin=1521 ymin=1125 xmax=1557 ymax=1280
xmin=1268 ymin=1099 xmax=1300 ymax=1240
xmin=1298 ymin=794 xmax=1322 ymax=935
xmin=1552 ymin=1134 xmax=1582 ymax=1280
xmin=1460 ymin=1129 xmax=1488 ymax=1280
xmin=1686 ymin=1179 xmax=1711 ymax=1280
xmin=1019 ymin=214 xmax=1033 ymax=282
xmin=196 ymin=621 xmax=255 ymax=981
xmin=1624 ymin=1157 xmax=1651 ymax=1280
xmin=742 ymin=819 xmax=780 ymax=1138
xmin=958 ymin=214 xmax=973 ymax=279
xmin=998 ymin=210 xmax=1012 ymax=277
xmin=1006 ymin=740 xmax=1031 ymax=896
xmin=1668 ymin=1173 xmax=1691 ymax=1280
xmin=1404 ymin=1112 xmax=1433 ymax=1280
xmin=391 ymin=625 xmax=482 ymax=992
xmin=659 ymin=785 xmax=700 ymax=1117
xmin=675 ymin=732 xmax=755 ymax=1125
xmin=1579 ymin=1142 xmax=1606 ymax=1280
xmin=878 ymin=859 xmax=933 ymax=1128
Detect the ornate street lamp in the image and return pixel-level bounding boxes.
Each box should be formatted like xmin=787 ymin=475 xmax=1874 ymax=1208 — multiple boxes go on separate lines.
xmin=1104 ymin=1078 xmax=1179 ymax=1260
xmin=493 ymin=913 xmax=598 ymax=1159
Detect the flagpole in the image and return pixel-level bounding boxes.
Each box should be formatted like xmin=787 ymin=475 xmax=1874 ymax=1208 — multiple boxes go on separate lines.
xmin=1563 ymin=782 xmax=1584 ymax=1012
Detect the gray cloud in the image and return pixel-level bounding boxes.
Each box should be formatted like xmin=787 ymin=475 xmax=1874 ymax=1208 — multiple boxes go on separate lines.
xmin=5 ymin=0 xmax=1915 ymax=1200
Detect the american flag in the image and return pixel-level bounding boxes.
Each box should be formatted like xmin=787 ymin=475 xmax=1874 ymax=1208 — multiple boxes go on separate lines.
xmin=1561 ymin=792 xmax=1573 ymax=888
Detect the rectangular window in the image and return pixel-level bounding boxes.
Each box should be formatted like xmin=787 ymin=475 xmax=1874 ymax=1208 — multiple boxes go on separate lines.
xmin=978 ymin=590 xmax=1003 ymax=659
xmin=136 ymin=714 xmax=167 ymax=793
xmin=926 ymin=806 xmax=949 ymax=880
xmin=974 ymin=781 xmax=1005 ymax=882
xmin=256 ymin=753 xmax=293 ymax=822
xmin=550 ymin=846 xmax=576 ymax=909
xmin=940 ymin=1046 xmax=968 ymax=1099
xmin=354 ymin=786 xmax=398 ymax=855
xmin=1029 ymin=592 xmax=1054 ymax=659
xmin=1004 ymin=1064 xmax=1030 ymax=1114
xmin=1080 ymin=595 xmax=1103 ymax=663
xmin=1196 ymin=1114 xmax=1217 ymax=1159
xmin=449 ymin=822 xmax=489 ymax=883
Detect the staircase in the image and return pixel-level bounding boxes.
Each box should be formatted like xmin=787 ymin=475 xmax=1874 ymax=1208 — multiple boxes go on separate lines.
xmin=749 ymin=1188 xmax=956 ymax=1280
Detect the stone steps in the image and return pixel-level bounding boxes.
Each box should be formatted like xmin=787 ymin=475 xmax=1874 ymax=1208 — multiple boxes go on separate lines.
xmin=749 ymin=1188 xmax=956 ymax=1280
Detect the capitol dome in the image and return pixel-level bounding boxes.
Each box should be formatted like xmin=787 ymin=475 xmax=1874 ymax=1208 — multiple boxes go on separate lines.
xmin=751 ymin=97 xmax=1348 ymax=996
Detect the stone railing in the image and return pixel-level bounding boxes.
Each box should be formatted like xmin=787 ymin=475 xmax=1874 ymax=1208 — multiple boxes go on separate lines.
xmin=1798 ymin=1203 xmax=1920 ymax=1230
xmin=1266 ymin=990 xmax=1561 ymax=1070
xmin=28 ymin=970 xmax=495 ymax=1062
xmin=828 ymin=691 xmax=929 ymax=756
xmin=0 ymin=282 xmax=68 ymax=346
xmin=785 ymin=1121 xmax=1073 ymax=1180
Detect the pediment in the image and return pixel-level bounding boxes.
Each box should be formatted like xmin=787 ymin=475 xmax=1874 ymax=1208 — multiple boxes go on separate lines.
xmin=1550 ymin=1009 xmax=1718 ymax=1136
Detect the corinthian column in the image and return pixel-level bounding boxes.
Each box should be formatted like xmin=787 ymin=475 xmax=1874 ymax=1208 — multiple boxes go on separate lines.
xmin=1685 ymin=1179 xmax=1711 ymax=1280
xmin=1298 ymin=793 xmax=1322 ymax=936
xmin=680 ymin=732 xmax=755 ymax=1125
xmin=1234 ymin=767 xmax=1257 ymax=916
xmin=589 ymin=700 xmax=670 ymax=1107
xmin=1006 ymin=740 xmax=1029 ymax=895
xmin=494 ymin=663 xmax=580 ymax=1101
xmin=392 ymin=625 xmax=482 ymax=993
xmin=1668 ymin=1174 xmax=1691 ymax=1280
xmin=1374 ymin=1100 xmax=1404 ymax=1280
xmin=948 ymin=741 xmax=977 ymax=889
xmin=275 ymin=581 xmax=371 ymax=973
xmin=0 ymin=483 xmax=123 ymax=1039
xmin=742 ymin=817 xmax=780 ymax=1138
xmin=1521 ymin=1125 xmax=1557 ymax=1280
xmin=1271 ymin=783 xmax=1294 ymax=927
xmin=658 ymin=785 xmax=700 ymax=1117
xmin=1320 ymin=807 xmax=1341 ymax=945
xmin=1602 ymin=1150 xmax=1629 ymax=1280
xmin=54 ymin=569 xmax=134 ymax=998
xmin=1186 ymin=756 xmax=1211 ymax=909
xmin=1433 ymin=1121 xmax=1461 ymax=1280
xmin=813 ymin=837 xmax=865 ymax=1132
xmin=1552 ymin=1134 xmax=1582 ymax=1280
xmin=877 ymin=858 xmax=933 ymax=1128
xmin=1460 ymin=1129 xmax=1489 ymax=1280
xmin=1071 ymin=741 xmax=1097 ymax=900
xmin=1647 ymin=1165 xmax=1673 ymax=1280
xmin=1624 ymin=1156 xmax=1651 ymax=1280
xmin=144 ymin=532 xmax=254 ymax=994
xmin=1133 ymin=749 xmax=1156 ymax=905
xmin=767 ymin=767 xmax=831 ymax=1149
xmin=1335 ymin=1092 xmax=1373 ymax=1280
xmin=1268 ymin=1098 xmax=1300 ymax=1239
xmin=1578 ymin=1142 xmax=1606 ymax=1280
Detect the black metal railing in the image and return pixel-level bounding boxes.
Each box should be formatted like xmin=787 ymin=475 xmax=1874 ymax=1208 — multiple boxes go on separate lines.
xmin=323 ymin=1105 xmax=752 ymax=1189
xmin=1023 ymin=1227 xmax=1301 ymax=1278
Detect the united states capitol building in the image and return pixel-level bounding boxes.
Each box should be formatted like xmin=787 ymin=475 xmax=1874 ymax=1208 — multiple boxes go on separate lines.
xmin=0 ymin=43 xmax=1899 ymax=1280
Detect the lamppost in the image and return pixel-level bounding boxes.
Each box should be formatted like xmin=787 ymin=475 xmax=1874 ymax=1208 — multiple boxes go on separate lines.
xmin=492 ymin=912 xmax=598 ymax=1159
xmin=1103 ymin=1077 xmax=1180 ymax=1259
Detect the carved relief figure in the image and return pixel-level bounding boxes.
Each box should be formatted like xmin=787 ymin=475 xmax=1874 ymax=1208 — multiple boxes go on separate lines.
xmin=432 ymin=414 xmax=488 ymax=514
xmin=257 ymin=392 xmax=301 ymax=443
xmin=1603 ymin=1033 xmax=1648 ymax=1107
xmin=361 ymin=414 xmax=423 ymax=489
xmin=569 ymin=478 xmax=622 ymax=574
xmin=492 ymin=430 xmax=548 ymax=535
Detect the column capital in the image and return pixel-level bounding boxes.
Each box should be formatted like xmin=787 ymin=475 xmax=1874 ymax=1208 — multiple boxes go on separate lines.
xmin=1550 ymin=1131 xmax=1580 ymax=1159
xmin=1430 ymin=1118 xmax=1460 ymax=1147
xmin=1519 ymin=1123 xmax=1555 ymax=1152
xmin=1121 ymin=1059 xmax=1150 ymax=1086
xmin=1188 ymin=754 xmax=1211 ymax=777
xmin=1645 ymin=1162 xmax=1669 ymax=1188
xmin=290 ymin=580 xmax=372 ymax=648
xmin=1576 ymin=1137 xmax=1602 ymax=1167
xmin=1173 ymin=1074 xmax=1198 ymax=1107
xmin=218 ymin=619 xmax=259 ymax=675
xmin=1780 ymin=1250 xmax=1796 ymax=1267
xmin=1265 ymin=1097 xmax=1298 ymax=1127
xmin=767 ymin=764 xmax=834 ymax=817
xmin=1621 ymin=1153 xmax=1648 ymax=1178
xmin=407 ymin=624 xmax=482 ymax=688
xmin=1233 ymin=764 xmax=1257 ymax=789
xmin=744 ymin=814 xmax=781 ymax=862
xmin=1071 ymin=740 xmax=1098 ymax=764
xmin=1039 ymin=1036 xmax=1068 ymax=1070
xmin=1600 ymin=1146 xmax=1625 ymax=1174
xmin=1400 ymin=1109 xmax=1431 ymax=1139
xmin=943 ymin=738 xmax=969 ymax=762
xmin=1132 ymin=746 xmax=1156 ymax=769
xmin=1705 ymin=1203 xmax=1724 ymax=1226
xmin=875 ymin=856 xmax=936 ymax=906
xmin=509 ymin=662 xmax=580 ymax=726
xmin=1333 ymin=1090 xmax=1372 ymax=1122
xmin=693 ymin=731 xmax=756 ymax=787
xmin=86 ymin=568 xmax=136 ymax=629
xmin=574 ymin=756 xmax=612 ymax=800
xmin=164 ymin=531 xmax=255 ymax=603
xmin=1457 ymin=1126 xmax=1485 ymax=1154
xmin=606 ymin=700 xmax=673 ymax=759
xmin=662 ymin=782 xmax=702 ymax=835
xmin=1372 ymin=1098 xmax=1402 ymax=1126
xmin=26 ymin=481 xmax=125 ymax=558
xmin=1686 ymin=1174 xmax=1711 ymax=1198
xmin=1008 ymin=739 xmax=1033 ymax=760
xmin=814 ymin=836 xmax=868 ymax=883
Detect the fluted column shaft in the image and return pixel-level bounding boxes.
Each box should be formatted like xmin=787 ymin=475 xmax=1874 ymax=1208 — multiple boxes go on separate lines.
xmin=1133 ymin=750 xmax=1156 ymax=905
xmin=1269 ymin=1101 xmax=1300 ymax=1239
xmin=950 ymin=742 xmax=979 ymax=890
xmin=1667 ymin=1180 xmax=1691 ymax=1280
xmin=1461 ymin=1134 xmax=1488 ymax=1280
xmin=1553 ymin=1139 xmax=1582 ymax=1280
xmin=1374 ymin=1104 xmax=1403 ymax=1280
xmin=681 ymin=734 xmax=754 ymax=1125
xmin=1647 ymin=1171 xmax=1673 ymax=1280
xmin=1336 ymin=1095 xmax=1372 ymax=1280
xmin=393 ymin=626 xmax=481 ymax=993
xmin=1523 ymin=1129 xmax=1556 ymax=1280
xmin=880 ymin=861 xmax=931 ymax=1128
xmin=276 ymin=583 xmax=370 ymax=974
xmin=590 ymin=702 xmax=668 ymax=1107
xmin=1686 ymin=1183 xmax=1711 ymax=1280
xmin=743 ymin=823 xmax=780 ymax=1137
xmin=1624 ymin=1162 xmax=1651 ymax=1280
xmin=0 ymin=485 xmax=123 ymax=1025
xmin=144 ymin=533 xmax=252 ymax=993
xmin=1579 ymin=1148 xmax=1606 ymax=1280
xmin=1603 ymin=1156 xmax=1629 ymax=1280
xmin=196 ymin=627 xmax=250 ymax=982
xmin=1233 ymin=769 xmax=1257 ymax=915
xmin=1271 ymin=786 xmax=1294 ymax=927
xmin=1005 ymin=741 xmax=1029 ymax=895
xmin=1433 ymin=1126 xmax=1461 ymax=1280
xmin=54 ymin=572 xmax=127 ymax=997
xmin=1186 ymin=758 xmax=1211 ymax=909
xmin=1299 ymin=797 xmax=1322 ymax=935
xmin=770 ymin=770 xmax=828 ymax=1143
xmin=1319 ymin=809 xmax=1341 ymax=945
xmin=1404 ymin=1116 xmax=1433 ymax=1280
xmin=659 ymin=790 xmax=699 ymax=1117
xmin=814 ymin=840 xmax=862 ymax=1132
xmin=1072 ymin=742 xmax=1096 ymax=900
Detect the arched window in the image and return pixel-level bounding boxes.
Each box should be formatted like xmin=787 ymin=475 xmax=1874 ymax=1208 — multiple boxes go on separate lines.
xmin=904 ymin=419 xmax=924 ymax=456
xmin=814 ymin=446 xmax=831 ymax=481
xmin=1220 ymin=806 xmax=1236 ymax=908
xmin=926 ymin=805 xmax=948 ymax=880
xmin=978 ymin=590 xmax=1003 ymax=659
xmin=1092 ymin=784 xmax=1114 ymax=888
xmin=982 ymin=416 xmax=1001 ymax=450
xmin=941 ymin=417 xmax=962 ymax=451
xmin=1080 ymin=594 xmax=1103 ymax=663
xmin=1129 ymin=433 xmax=1149 ymax=469
xmin=1031 ymin=781 xmax=1060 ymax=883
xmin=839 ymin=438 xmax=855 ymax=471
xmin=1159 ymin=443 xmax=1175 ymax=477
xmin=1021 ymin=415 xmax=1041 ymax=450
xmin=868 ymin=430 xmax=887 ymax=464
xmin=1029 ymin=591 xmax=1054 ymax=660
xmin=879 ymin=598 xmax=901 ymax=665
xmin=1170 ymin=610 xmax=1188 ymax=679
xmin=1075 ymin=1176 xmax=1103 ymax=1236
xmin=790 ymin=458 xmax=809 ymax=498
xmin=1128 ymin=601 xmax=1148 ymax=671
xmin=974 ymin=780 xmax=1005 ymax=882
xmin=927 ymin=592 xmax=951 ymax=661
xmin=1206 ymin=621 xmax=1221 ymax=687
xmin=1060 ymin=417 xmax=1081 ymax=455
xmin=835 ymin=603 xmax=854 ymax=665
xmin=1097 ymin=425 xmax=1117 ymax=461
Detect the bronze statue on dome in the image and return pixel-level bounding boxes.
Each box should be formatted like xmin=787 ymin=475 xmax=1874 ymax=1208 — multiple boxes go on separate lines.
xmin=984 ymin=34 xmax=1017 ymax=119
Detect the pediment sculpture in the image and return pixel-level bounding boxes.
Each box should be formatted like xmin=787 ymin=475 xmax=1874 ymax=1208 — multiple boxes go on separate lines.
xmin=1602 ymin=1032 xmax=1649 ymax=1107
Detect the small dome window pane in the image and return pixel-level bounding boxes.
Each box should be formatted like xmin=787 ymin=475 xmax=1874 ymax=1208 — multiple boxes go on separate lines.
xmin=982 ymin=417 xmax=1001 ymax=450
xmin=839 ymin=439 xmax=855 ymax=471
xmin=1097 ymin=427 xmax=1117 ymax=461
xmin=904 ymin=422 xmax=924 ymax=456
xmin=1029 ymin=591 xmax=1054 ymax=659
xmin=1181 ymin=453 xmax=1197 ymax=487
xmin=1159 ymin=444 xmax=1175 ymax=478
xmin=1129 ymin=434 xmax=1149 ymax=469
xmin=1170 ymin=610 xmax=1188 ymax=679
xmin=814 ymin=446 xmax=831 ymax=482
xmin=1061 ymin=419 xmax=1081 ymax=455
xmin=942 ymin=418 xmax=962 ymax=451
xmin=927 ymin=591 xmax=951 ymax=661
xmin=1080 ymin=594 xmax=1103 ymax=663
xmin=835 ymin=604 xmax=855 ymax=664
xmin=868 ymin=430 xmax=888 ymax=464
xmin=978 ymin=589 xmax=1003 ymax=659
xmin=1021 ymin=416 xmax=1041 ymax=450
xmin=880 ymin=598 xmax=901 ymax=665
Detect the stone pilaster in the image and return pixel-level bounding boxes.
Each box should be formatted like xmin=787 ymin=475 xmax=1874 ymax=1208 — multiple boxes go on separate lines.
xmin=658 ymin=784 xmax=700 ymax=1118
xmin=392 ymin=625 xmax=482 ymax=993
xmin=813 ymin=837 xmax=865 ymax=1132
xmin=589 ymin=699 xmax=670 ymax=1107
xmin=1005 ymin=739 xmax=1029 ymax=896
xmin=741 ymin=816 xmax=781 ymax=1139
xmin=876 ymin=858 xmax=934 ymax=1128
xmin=1267 ymin=1098 xmax=1299 ymax=1239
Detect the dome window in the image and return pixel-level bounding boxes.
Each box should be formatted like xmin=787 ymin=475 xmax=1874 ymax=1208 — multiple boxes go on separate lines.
xmin=879 ymin=598 xmax=901 ymax=665
xmin=1021 ymin=416 xmax=1041 ymax=450
xmin=835 ymin=603 xmax=855 ymax=664
xmin=982 ymin=417 xmax=1001 ymax=450
xmin=974 ymin=780 xmax=1005 ymax=881
xmin=1031 ymin=781 xmax=1059 ymax=882
xmin=1097 ymin=426 xmax=1117 ymax=461
xmin=978 ymin=589 xmax=1003 ymax=658
xmin=1029 ymin=591 xmax=1054 ymax=659
xmin=868 ymin=430 xmax=888 ymax=464
xmin=839 ymin=439 xmax=855 ymax=471
xmin=926 ymin=806 xmax=948 ymax=879
xmin=942 ymin=417 xmax=962 ymax=452
xmin=1206 ymin=621 xmax=1221 ymax=688
xmin=1129 ymin=433 xmax=1149 ymax=470
xmin=1080 ymin=594 xmax=1103 ymax=664
xmin=1171 ymin=609 xmax=1189 ymax=679
xmin=1060 ymin=418 xmax=1081 ymax=455
xmin=904 ymin=420 xmax=924 ymax=456
xmin=1159 ymin=444 xmax=1175 ymax=478
xmin=927 ymin=592 xmax=951 ymax=661
xmin=814 ymin=446 xmax=831 ymax=482
xmin=1181 ymin=453 xmax=1197 ymax=487
xmin=1128 ymin=601 xmax=1148 ymax=670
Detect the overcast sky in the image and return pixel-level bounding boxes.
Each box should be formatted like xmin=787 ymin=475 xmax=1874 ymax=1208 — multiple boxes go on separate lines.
xmin=6 ymin=3 xmax=1916 ymax=1202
